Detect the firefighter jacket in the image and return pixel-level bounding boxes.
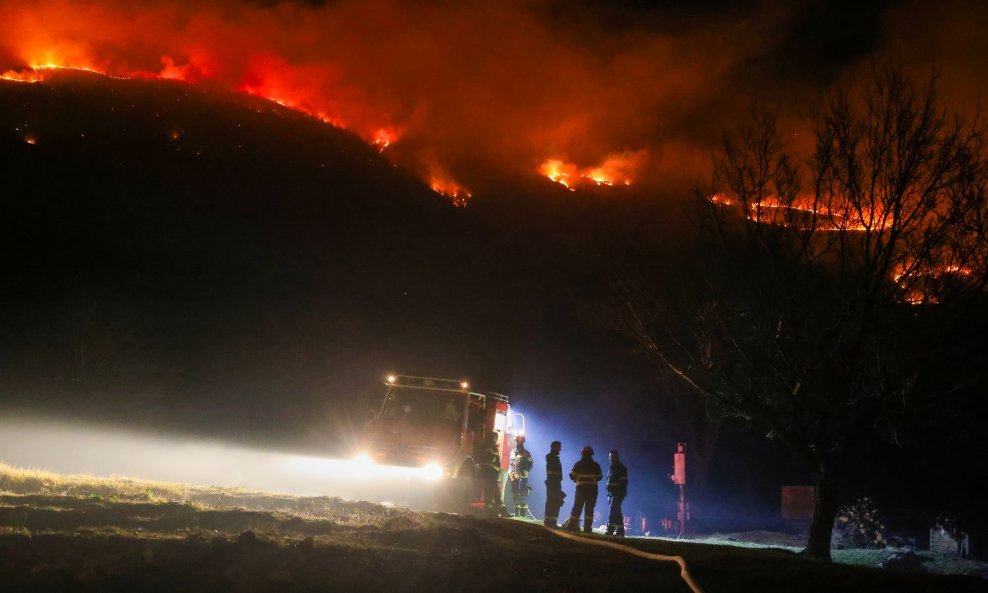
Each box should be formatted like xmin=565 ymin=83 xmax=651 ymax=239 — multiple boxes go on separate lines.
xmin=480 ymin=444 xmax=500 ymax=477
xmin=569 ymin=457 xmax=602 ymax=488
xmin=510 ymin=445 xmax=533 ymax=480
xmin=606 ymin=460 xmax=628 ymax=496
xmin=545 ymin=451 xmax=563 ymax=486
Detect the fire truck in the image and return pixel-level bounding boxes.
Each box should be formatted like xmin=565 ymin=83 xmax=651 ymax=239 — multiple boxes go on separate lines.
xmin=361 ymin=374 xmax=524 ymax=506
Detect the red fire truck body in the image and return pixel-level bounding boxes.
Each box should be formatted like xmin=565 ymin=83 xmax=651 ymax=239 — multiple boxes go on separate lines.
xmin=362 ymin=375 xmax=522 ymax=503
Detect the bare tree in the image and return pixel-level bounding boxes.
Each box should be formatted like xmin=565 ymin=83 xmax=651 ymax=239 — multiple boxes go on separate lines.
xmin=605 ymin=69 xmax=988 ymax=560
xmin=602 ymin=264 xmax=727 ymax=499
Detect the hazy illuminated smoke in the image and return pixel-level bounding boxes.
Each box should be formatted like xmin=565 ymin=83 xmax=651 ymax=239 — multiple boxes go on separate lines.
xmin=3 ymin=1 xmax=984 ymax=202
xmin=0 ymin=0 xmax=781 ymax=202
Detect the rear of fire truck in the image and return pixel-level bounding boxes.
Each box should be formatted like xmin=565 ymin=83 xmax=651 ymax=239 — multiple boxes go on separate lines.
xmin=360 ymin=375 xmax=522 ymax=507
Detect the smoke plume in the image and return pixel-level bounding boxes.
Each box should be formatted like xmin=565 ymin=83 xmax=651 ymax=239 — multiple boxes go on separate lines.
xmin=1 ymin=0 xmax=985 ymax=196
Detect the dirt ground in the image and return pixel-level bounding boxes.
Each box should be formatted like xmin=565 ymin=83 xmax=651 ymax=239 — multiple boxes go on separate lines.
xmin=0 ymin=464 xmax=984 ymax=593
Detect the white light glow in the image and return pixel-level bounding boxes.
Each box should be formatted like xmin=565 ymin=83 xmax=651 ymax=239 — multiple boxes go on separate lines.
xmin=421 ymin=463 xmax=444 ymax=481
xmin=0 ymin=416 xmax=444 ymax=506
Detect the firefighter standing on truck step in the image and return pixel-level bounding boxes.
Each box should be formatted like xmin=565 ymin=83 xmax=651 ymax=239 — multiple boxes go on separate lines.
xmin=509 ymin=434 xmax=533 ymax=517
xmin=564 ymin=446 xmax=602 ymax=533
xmin=543 ymin=440 xmax=565 ymax=527
xmin=480 ymin=431 xmax=506 ymax=516
xmin=605 ymin=449 xmax=628 ymax=536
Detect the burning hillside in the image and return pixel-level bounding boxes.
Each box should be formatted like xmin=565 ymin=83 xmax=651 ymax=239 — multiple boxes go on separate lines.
xmin=1 ymin=0 xmax=987 ymax=204
xmin=539 ymin=151 xmax=645 ymax=190
xmin=0 ymin=0 xmax=820 ymax=202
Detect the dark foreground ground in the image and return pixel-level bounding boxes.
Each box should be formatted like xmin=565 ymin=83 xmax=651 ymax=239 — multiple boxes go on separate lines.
xmin=0 ymin=464 xmax=984 ymax=593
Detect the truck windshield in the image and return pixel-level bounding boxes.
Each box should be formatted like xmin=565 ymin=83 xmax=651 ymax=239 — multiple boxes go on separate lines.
xmin=380 ymin=388 xmax=464 ymax=429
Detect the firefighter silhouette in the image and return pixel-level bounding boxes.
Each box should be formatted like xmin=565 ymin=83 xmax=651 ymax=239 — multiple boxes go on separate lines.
xmin=509 ymin=434 xmax=533 ymax=517
xmin=480 ymin=431 xmax=506 ymax=515
xmin=543 ymin=440 xmax=565 ymax=527
xmin=564 ymin=446 xmax=602 ymax=533
xmin=605 ymin=449 xmax=628 ymax=536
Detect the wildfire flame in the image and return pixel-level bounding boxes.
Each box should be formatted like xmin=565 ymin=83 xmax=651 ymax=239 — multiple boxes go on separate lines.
xmin=892 ymin=262 xmax=974 ymax=305
xmin=0 ymin=1 xmax=759 ymax=205
xmin=371 ymin=128 xmax=398 ymax=151
xmin=710 ymin=193 xmax=979 ymax=305
xmin=0 ymin=61 xmax=429 ymax=196
xmin=430 ymin=176 xmax=471 ymax=207
xmin=708 ymin=193 xmax=892 ymax=232
xmin=539 ymin=151 xmax=644 ymax=190
xmin=237 ymin=73 xmax=348 ymax=129
xmin=1 ymin=69 xmax=42 ymax=83
xmin=539 ymin=159 xmax=577 ymax=190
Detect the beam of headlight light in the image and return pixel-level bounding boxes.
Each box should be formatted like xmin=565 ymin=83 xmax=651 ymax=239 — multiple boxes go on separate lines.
xmin=420 ymin=462 xmax=444 ymax=481
xmin=0 ymin=416 xmax=443 ymax=502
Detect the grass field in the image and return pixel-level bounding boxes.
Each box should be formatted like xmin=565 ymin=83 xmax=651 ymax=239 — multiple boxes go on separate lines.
xmin=1 ymin=462 xmax=984 ymax=592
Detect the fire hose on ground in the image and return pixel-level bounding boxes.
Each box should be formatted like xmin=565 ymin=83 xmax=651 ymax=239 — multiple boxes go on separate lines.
xmin=544 ymin=527 xmax=705 ymax=593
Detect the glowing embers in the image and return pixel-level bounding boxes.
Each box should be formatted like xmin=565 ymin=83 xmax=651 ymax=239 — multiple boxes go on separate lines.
xmin=31 ymin=63 xmax=134 ymax=82
xmin=155 ymin=55 xmax=215 ymax=83
xmin=893 ymin=262 xmax=974 ymax=305
xmin=1 ymin=65 xmax=105 ymax=83
xmin=709 ymin=192 xmax=979 ymax=305
xmin=371 ymin=128 xmax=399 ymax=151
xmin=1 ymin=69 xmax=42 ymax=83
xmin=540 ymin=159 xmax=577 ymax=189
xmin=430 ymin=176 xmax=471 ymax=207
xmin=238 ymin=82 xmax=344 ymax=128
xmin=1 ymin=59 xmax=443 ymax=204
xmin=708 ymin=193 xmax=892 ymax=232
xmin=2 ymin=61 xmax=160 ymax=85
xmin=236 ymin=58 xmax=355 ymax=129
xmin=539 ymin=151 xmax=642 ymax=190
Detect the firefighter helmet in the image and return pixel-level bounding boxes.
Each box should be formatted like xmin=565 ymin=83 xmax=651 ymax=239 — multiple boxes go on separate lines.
xmin=581 ymin=445 xmax=594 ymax=457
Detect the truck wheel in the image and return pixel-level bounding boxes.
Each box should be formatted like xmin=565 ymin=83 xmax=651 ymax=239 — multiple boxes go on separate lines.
xmin=449 ymin=461 xmax=477 ymax=509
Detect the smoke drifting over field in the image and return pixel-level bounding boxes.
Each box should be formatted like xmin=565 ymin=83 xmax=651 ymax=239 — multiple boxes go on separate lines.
xmin=0 ymin=416 xmax=446 ymax=502
xmin=2 ymin=0 xmax=983 ymax=196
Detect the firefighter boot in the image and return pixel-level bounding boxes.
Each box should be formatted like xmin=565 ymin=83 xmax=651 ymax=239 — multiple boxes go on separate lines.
xmin=564 ymin=517 xmax=580 ymax=532
xmin=605 ymin=523 xmax=615 ymax=536
xmin=583 ymin=517 xmax=593 ymax=533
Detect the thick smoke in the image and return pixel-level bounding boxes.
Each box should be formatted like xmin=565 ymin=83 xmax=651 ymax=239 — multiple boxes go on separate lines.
xmin=0 ymin=0 xmax=985 ymax=194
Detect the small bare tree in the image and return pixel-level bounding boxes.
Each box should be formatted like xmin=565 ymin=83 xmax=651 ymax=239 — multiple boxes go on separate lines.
xmin=605 ymin=69 xmax=988 ymax=560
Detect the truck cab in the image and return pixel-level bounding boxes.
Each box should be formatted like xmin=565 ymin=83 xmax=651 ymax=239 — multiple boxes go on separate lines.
xmin=362 ymin=374 xmax=520 ymax=504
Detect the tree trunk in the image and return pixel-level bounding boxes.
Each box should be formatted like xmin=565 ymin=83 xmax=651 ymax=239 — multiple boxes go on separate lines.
xmin=684 ymin=402 xmax=723 ymax=500
xmin=686 ymin=434 xmax=717 ymax=500
xmin=688 ymin=446 xmax=711 ymax=498
xmin=803 ymin=467 xmax=840 ymax=561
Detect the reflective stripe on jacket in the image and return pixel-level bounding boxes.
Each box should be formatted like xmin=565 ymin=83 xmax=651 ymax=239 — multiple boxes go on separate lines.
xmin=480 ymin=446 xmax=500 ymax=475
xmin=569 ymin=458 xmax=602 ymax=486
xmin=511 ymin=446 xmax=533 ymax=480
xmin=607 ymin=460 xmax=628 ymax=493
xmin=545 ymin=452 xmax=562 ymax=484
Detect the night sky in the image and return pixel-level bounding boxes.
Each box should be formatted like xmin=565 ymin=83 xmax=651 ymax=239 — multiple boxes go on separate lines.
xmin=1 ymin=0 xmax=987 ymax=541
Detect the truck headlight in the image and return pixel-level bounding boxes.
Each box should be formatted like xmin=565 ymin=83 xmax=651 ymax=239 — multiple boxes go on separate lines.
xmin=421 ymin=463 xmax=443 ymax=481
